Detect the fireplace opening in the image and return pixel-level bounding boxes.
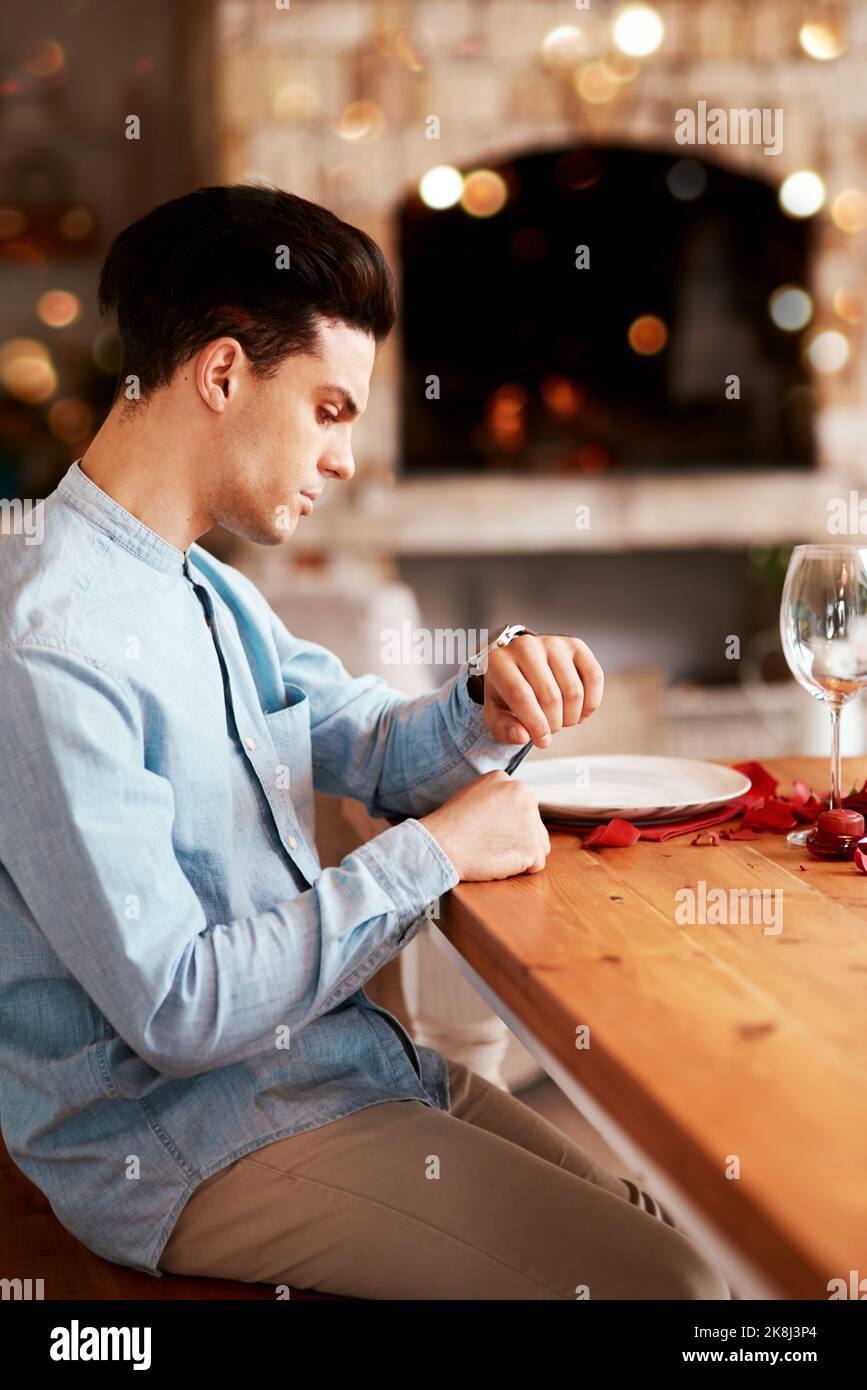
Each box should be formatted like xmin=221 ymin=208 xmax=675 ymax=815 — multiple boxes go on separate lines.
xmin=399 ymin=144 xmax=815 ymax=477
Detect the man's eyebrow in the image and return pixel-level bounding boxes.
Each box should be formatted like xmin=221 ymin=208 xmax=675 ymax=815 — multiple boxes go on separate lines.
xmin=318 ymin=383 xmax=360 ymax=418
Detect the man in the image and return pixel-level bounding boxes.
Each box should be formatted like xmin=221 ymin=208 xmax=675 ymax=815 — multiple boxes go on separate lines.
xmin=0 ymin=185 xmax=729 ymax=1299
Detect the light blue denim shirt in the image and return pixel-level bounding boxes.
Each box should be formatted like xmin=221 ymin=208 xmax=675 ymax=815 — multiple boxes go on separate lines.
xmin=0 ymin=459 xmax=514 ymax=1276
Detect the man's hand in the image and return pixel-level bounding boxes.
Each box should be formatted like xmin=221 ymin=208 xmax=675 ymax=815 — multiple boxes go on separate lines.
xmin=476 ymin=632 xmax=604 ymax=748
xmin=420 ymin=771 xmax=550 ymax=881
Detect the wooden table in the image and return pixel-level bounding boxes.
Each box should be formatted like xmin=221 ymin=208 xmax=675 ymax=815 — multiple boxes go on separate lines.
xmin=435 ymin=756 xmax=867 ymax=1300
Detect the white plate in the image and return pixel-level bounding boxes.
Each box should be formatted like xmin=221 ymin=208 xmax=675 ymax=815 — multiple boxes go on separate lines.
xmin=512 ymin=754 xmax=752 ymax=823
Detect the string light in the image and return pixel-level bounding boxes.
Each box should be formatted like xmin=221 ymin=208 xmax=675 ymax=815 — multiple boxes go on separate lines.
xmin=831 ymin=189 xmax=867 ymax=234
xmin=419 ymin=166 xmax=463 ymax=210
xmin=779 ymin=171 xmax=825 ymax=218
xmin=540 ymin=26 xmax=585 ymax=70
xmin=540 ymin=376 xmax=585 ymax=419
xmin=612 ymin=4 xmax=664 ymax=58
xmin=460 ymin=169 xmax=507 ymax=218
xmin=799 ymin=22 xmax=846 ymax=61
xmin=628 ymin=315 xmax=668 ymax=355
xmin=806 ymin=330 xmax=849 ymax=373
xmin=333 ymin=101 xmax=385 ymax=143
xmin=37 ymin=290 xmax=80 ymax=328
xmin=666 ymin=160 xmax=707 ymax=201
xmin=22 ymin=40 xmax=64 ymax=77
xmin=0 ymin=338 xmax=57 ymax=402
xmin=59 ymin=206 xmax=94 ymax=241
xmin=768 ymin=286 xmax=813 ymax=331
xmin=574 ymin=63 xmax=619 ymax=105
xmin=487 ymin=383 xmax=527 ymax=451
xmin=0 ymin=206 xmax=26 ymax=239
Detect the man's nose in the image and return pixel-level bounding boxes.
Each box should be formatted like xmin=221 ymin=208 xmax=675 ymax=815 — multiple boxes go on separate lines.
xmin=322 ymin=442 xmax=355 ymax=482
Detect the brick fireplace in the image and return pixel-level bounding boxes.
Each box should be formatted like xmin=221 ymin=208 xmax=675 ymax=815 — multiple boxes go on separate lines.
xmin=210 ymin=0 xmax=867 ymax=756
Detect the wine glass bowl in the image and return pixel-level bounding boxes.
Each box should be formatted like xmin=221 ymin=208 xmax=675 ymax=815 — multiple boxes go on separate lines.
xmin=780 ymin=545 xmax=867 ymax=846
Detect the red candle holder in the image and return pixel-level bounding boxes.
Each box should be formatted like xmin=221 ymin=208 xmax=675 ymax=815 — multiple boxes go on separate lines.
xmin=805 ymin=808 xmax=867 ymax=861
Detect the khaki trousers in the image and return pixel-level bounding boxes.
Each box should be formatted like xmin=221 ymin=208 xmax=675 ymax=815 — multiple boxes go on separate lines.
xmin=159 ymin=1057 xmax=731 ymax=1300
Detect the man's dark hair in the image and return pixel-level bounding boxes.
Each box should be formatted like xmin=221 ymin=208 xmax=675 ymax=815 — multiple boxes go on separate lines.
xmin=97 ymin=184 xmax=397 ymax=400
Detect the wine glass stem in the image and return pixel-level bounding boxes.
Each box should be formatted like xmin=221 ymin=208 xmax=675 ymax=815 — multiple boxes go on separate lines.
xmin=829 ymin=702 xmax=842 ymax=810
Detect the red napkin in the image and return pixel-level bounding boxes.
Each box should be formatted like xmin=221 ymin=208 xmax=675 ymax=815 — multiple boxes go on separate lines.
xmin=546 ymin=761 xmax=830 ymax=846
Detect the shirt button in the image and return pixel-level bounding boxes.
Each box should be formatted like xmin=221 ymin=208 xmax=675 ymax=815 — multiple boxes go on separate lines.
xmin=244 ymin=736 xmax=256 ymax=751
xmin=287 ymin=835 xmax=298 ymax=849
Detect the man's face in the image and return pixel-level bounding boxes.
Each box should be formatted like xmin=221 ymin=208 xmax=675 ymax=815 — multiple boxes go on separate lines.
xmin=212 ymin=317 xmax=375 ymax=545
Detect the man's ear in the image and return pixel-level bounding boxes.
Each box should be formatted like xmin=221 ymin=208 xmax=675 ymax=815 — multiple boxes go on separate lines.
xmin=197 ymin=337 xmax=244 ymax=412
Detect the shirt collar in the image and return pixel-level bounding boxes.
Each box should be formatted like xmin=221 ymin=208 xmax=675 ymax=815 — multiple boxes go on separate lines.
xmin=59 ymin=459 xmax=191 ymax=577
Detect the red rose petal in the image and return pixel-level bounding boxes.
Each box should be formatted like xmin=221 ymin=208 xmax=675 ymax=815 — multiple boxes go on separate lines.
xmin=790 ymin=779 xmax=811 ymax=805
xmin=581 ymin=818 xmax=641 ymax=848
xmin=854 ymin=846 xmax=867 ymax=875
xmin=732 ymin=761 xmax=779 ymax=800
xmin=740 ymin=798 xmax=798 ymax=832
xmin=842 ymin=780 xmax=867 ymax=814
xmin=691 ymin=830 xmax=720 ymax=846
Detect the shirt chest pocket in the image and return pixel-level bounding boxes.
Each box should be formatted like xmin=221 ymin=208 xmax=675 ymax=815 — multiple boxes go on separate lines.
xmin=262 ymin=684 xmax=315 ymax=843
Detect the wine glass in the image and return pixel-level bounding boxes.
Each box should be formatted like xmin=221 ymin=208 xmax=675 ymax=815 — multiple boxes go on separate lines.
xmin=780 ymin=545 xmax=867 ymax=847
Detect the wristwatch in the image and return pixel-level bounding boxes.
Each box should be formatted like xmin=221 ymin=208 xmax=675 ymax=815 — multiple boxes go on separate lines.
xmin=467 ymin=623 xmax=530 ymax=678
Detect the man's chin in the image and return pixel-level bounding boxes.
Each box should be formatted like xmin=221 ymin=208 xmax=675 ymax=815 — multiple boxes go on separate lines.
xmin=222 ymin=513 xmax=299 ymax=546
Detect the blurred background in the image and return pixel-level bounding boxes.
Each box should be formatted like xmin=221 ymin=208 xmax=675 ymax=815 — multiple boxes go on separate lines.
xmin=3 ymin=0 xmax=867 ymax=766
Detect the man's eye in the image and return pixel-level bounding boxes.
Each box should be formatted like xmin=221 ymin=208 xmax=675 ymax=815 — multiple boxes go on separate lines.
xmin=318 ymin=408 xmax=337 ymax=426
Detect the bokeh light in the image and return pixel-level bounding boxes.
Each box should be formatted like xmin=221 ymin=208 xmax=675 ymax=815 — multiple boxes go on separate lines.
xmin=460 ymin=169 xmax=507 ymax=218
xmin=37 ymin=289 xmax=80 ymax=328
xmin=487 ymin=383 xmax=527 ymax=451
xmin=806 ymin=329 xmax=849 ymax=373
xmin=666 ymin=159 xmax=707 ymax=201
xmin=768 ymin=285 xmax=813 ymax=331
xmin=779 ymin=171 xmax=825 ymax=218
xmin=333 ymin=100 xmax=385 ymax=142
xmin=0 ymin=206 xmax=26 ymax=239
xmin=419 ymin=165 xmax=463 ymax=210
xmin=628 ymin=314 xmax=668 ymax=355
xmin=0 ymin=338 xmax=57 ymax=402
xmin=22 ymin=40 xmax=65 ymax=77
xmin=541 ymin=26 xmax=585 ymax=70
xmin=574 ymin=63 xmax=619 ymax=105
xmin=831 ymin=189 xmax=867 ymax=234
xmin=59 ymin=205 xmax=95 ymax=241
xmin=540 ymin=375 xmax=585 ymax=419
xmin=48 ymin=398 xmax=93 ymax=443
xmin=273 ymin=82 xmax=320 ymax=119
xmin=612 ymin=4 xmax=664 ymax=58
xmin=833 ymin=288 xmax=864 ymax=324
xmin=601 ymin=55 xmax=641 ymax=84
xmin=799 ymin=22 xmax=847 ymax=61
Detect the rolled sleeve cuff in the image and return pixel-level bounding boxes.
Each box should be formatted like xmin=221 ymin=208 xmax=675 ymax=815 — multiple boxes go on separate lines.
xmin=351 ymin=817 xmax=459 ymax=935
xmin=452 ymin=668 xmax=520 ymax=769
